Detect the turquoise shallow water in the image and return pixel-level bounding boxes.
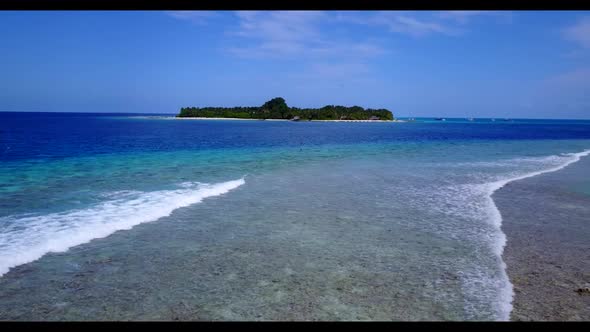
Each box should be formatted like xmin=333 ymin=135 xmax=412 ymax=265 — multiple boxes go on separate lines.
xmin=0 ymin=113 xmax=589 ymax=320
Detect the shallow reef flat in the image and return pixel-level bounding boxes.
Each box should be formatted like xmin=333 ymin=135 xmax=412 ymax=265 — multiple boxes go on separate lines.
xmin=495 ymin=156 xmax=590 ymax=321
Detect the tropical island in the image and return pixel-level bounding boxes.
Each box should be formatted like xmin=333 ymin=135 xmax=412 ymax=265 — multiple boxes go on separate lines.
xmin=177 ymin=97 xmax=394 ymax=121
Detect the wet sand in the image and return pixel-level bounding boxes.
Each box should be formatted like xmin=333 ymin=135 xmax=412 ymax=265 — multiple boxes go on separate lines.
xmin=495 ymin=155 xmax=590 ymax=321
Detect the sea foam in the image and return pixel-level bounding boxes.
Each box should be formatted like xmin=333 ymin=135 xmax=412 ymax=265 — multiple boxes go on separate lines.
xmin=0 ymin=178 xmax=245 ymax=277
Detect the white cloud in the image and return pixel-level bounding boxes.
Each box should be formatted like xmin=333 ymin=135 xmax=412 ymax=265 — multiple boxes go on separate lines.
xmin=438 ymin=11 xmax=488 ymax=23
xmin=380 ymin=14 xmax=458 ymax=36
xmin=173 ymin=10 xmax=509 ymax=61
xmin=227 ymin=11 xmax=386 ymax=60
xmin=437 ymin=11 xmax=513 ymax=24
xmin=563 ymin=16 xmax=590 ymax=48
xmin=166 ymin=11 xmax=217 ymax=24
xmin=338 ymin=11 xmax=512 ymax=36
xmin=336 ymin=11 xmax=460 ymax=37
xmin=233 ymin=11 xmax=323 ymax=42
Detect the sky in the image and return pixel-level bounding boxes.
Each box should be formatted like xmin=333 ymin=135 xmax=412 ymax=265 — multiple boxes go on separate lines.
xmin=1 ymin=10 xmax=589 ymax=119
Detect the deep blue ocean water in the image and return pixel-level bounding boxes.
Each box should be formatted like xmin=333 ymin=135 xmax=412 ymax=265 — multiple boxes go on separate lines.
xmin=1 ymin=112 xmax=589 ymax=320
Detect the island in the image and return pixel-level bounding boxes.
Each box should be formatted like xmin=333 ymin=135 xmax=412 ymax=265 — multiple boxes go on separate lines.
xmin=176 ymin=97 xmax=394 ymax=121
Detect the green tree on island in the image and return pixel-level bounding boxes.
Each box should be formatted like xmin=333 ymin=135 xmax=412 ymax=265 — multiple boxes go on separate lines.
xmin=261 ymin=97 xmax=289 ymax=119
xmin=177 ymin=97 xmax=394 ymax=121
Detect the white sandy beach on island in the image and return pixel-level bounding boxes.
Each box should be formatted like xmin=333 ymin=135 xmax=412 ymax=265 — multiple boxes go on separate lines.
xmin=170 ymin=117 xmax=406 ymax=123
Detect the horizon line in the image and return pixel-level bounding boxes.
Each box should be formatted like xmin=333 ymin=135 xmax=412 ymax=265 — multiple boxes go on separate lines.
xmin=1 ymin=110 xmax=589 ymax=121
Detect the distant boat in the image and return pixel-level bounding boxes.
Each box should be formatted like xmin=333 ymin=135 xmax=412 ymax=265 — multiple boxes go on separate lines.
xmin=467 ymin=117 xmax=474 ymax=121
xmin=290 ymin=116 xmax=300 ymax=121
xmin=435 ymin=118 xmax=446 ymax=121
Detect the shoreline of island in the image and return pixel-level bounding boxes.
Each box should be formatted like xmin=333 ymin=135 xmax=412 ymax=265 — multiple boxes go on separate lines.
xmin=172 ymin=117 xmax=405 ymax=122
xmin=176 ymin=97 xmax=397 ymax=122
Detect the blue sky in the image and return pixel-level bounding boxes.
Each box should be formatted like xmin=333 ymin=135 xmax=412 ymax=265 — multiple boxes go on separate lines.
xmin=1 ymin=10 xmax=589 ymax=118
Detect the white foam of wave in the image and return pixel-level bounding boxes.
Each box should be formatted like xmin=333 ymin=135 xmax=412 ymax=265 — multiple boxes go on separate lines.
xmin=478 ymin=149 xmax=590 ymax=320
xmin=99 ymin=190 xmax=143 ymax=199
xmin=449 ymin=155 xmax=573 ymax=168
xmin=0 ymin=178 xmax=245 ymax=277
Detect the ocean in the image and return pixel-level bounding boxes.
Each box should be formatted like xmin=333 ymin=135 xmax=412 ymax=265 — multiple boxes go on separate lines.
xmin=1 ymin=112 xmax=589 ymax=320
